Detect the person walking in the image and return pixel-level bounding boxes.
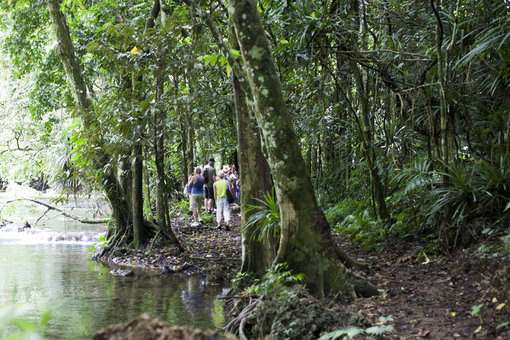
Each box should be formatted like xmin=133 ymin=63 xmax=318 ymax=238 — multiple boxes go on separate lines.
xmin=187 ymin=167 xmax=204 ymax=227
xmin=202 ymin=158 xmax=216 ymax=214
xmin=213 ymin=171 xmax=232 ymax=230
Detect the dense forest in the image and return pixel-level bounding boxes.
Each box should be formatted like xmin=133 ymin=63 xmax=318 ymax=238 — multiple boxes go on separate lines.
xmin=0 ymin=0 xmax=509 ymax=338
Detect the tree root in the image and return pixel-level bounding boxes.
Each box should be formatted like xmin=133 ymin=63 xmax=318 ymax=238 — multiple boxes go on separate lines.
xmin=334 ymin=246 xmax=370 ymax=270
xmin=224 ymin=296 xmax=262 ymax=337
xmin=97 ymin=220 xmax=183 ymax=259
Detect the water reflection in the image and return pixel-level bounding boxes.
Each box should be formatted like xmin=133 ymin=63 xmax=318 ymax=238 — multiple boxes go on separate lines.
xmin=0 ymin=239 xmax=225 ymax=339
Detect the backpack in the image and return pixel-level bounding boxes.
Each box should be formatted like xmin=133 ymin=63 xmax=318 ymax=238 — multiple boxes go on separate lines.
xmin=226 ymin=185 xmax=235 ymax=204
xmin=203 ymin=167 xmax=209 ymax=184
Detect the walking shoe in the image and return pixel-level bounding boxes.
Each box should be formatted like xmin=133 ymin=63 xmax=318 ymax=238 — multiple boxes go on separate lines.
xmin=191 ymin=222 xmax=200 ymax=227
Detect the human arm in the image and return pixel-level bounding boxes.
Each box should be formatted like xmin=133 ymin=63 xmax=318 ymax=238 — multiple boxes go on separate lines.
xmin=187 ymin=175 xmax=196 ymax=187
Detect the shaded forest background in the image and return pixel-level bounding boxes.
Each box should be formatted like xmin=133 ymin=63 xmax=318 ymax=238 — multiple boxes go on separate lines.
xmin=0 ymin=0 xmax=509 ymax=254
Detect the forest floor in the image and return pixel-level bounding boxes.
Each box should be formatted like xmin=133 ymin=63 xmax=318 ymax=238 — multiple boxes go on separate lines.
xmin=101 ymin=205 xmax=510 ymax=340
xmin=342 ymin=237 xmax=510 ymax=340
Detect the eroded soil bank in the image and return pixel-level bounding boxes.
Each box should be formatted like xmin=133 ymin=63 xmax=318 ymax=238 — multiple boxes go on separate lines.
xmin=94 ymin=206 xmax=510 ymax=339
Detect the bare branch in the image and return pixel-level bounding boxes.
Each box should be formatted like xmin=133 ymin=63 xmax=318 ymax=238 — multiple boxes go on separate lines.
xmin=0 ymin=198 xmax=109 ymax=225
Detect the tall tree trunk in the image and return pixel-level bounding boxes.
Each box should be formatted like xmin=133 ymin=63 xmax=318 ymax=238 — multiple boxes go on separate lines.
xmin=47 ymin=0 xmax=131 ymax=229
xmin=185 ymin=1 xmax=198 ymax=176
xmin=154 ymin=57 xmax=169 ymax=230
xmin=196 ymin=7 xmax=274 ymax=276
xmin=230 ymin=35 xmax=274 ymax=277
xmin=352 ymin=62 xmax=390 ymax=222
xmin=349 ymin=0 xmax=390 ymax=222
xmin=175 ymin=72 xmax=190 ymax=183
xmin=432 ymin=0 xmax=449 ymax=177
xmin=153 ymin=0 xmax=170 ymax=231
xmin=234 ymin=71 xmax=274 ymax=276
xmin=227 ymin=0 xmax=377 ymax=298
xmin=131 ymin=142 xmax=148 ymax=248
xmin=131 ymin=0 xmax=163 ymax=248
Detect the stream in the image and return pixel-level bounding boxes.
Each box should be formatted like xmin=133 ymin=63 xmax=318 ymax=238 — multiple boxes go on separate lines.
xmin=0 ymin=189 xmax=225 ymax=339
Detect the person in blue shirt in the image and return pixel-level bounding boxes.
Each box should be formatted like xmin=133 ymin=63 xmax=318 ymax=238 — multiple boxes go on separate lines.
xmin=187 ymin=167 xmax=205 ymax=226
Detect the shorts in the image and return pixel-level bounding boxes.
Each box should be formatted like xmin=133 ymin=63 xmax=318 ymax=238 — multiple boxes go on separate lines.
xmin=189 ymin=193 xmax=203 ymax=211
xmin=204 ymin=187 xmax=214 ymax=199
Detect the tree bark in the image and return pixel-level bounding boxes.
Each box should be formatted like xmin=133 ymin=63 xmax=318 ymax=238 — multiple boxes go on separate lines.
xmin=47 ymin=0 xmax=131 ymax=230
xmin=432 ymin=0 xmax=453 ymax=177
xmin=131 ymin=142 xmax=148 ymax=248
xmin=351 ymin=61 xmax=390 ymax=222
xmin=184 ymin=1 xmax=198 ymax=176
xmin=131 ymin=0 xmax=165 ymax=248
xmin=231 ymin=38 xmax=274 ymax=277
xmin=235 ymin=71 xmax=274 ymax=275
xmin=227 ymin=0 xmax=377 ymax=298
xmin=193 ymin=5 xmax=274 ymax=276
xmin=154 ymin=57 xmax=169 ymax=231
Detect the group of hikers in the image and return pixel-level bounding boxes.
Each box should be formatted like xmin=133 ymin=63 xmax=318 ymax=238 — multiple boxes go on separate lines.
xmin=186 ymin=158 xmax=240 ymax=230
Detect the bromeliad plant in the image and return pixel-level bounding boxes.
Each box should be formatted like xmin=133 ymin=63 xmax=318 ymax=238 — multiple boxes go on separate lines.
xmin=243 ymin=187 xmax=280 ymax=253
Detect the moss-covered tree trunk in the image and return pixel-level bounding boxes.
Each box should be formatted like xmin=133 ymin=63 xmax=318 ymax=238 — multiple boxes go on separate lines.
xmin=154 ymin=57 xmax=169 ymax=230
xmin=232 ymin=59 xmax=274 ymax=276
xmin=131 ymin=142 xmax=148 ymax=248
xmin=198 ymin=8 xmax=274 ymax=275
xmin=227 ymin=0 xmax=377 ymax=298
xmin=130 ymin=0 xmax=162 ymax=248
xmin=47 ymin=0 xmax=131 ymax=229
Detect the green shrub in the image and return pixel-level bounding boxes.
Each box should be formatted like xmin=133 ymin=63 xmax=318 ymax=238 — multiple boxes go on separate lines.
xmin=326 ymin=198 xmax=386 ymax=250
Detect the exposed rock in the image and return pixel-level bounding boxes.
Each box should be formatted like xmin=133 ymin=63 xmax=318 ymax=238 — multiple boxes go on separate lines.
xmin=92 ymin=313 xmax=237 ymax=340
xmin=17 ymin=221 xmax=32 ymax=232
xmin=110 ymin=269 xmax=134 ymax=277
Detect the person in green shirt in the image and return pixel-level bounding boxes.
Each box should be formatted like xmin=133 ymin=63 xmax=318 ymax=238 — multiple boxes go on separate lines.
xmin=213 ymin=171 xmax=232 ymax=230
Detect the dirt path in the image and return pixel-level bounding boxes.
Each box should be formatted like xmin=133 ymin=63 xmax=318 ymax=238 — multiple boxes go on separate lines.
xmin=104 ymin=204 xmax=243 ymax=283
xmin=343 ymin=238 xmax=510 ymax=339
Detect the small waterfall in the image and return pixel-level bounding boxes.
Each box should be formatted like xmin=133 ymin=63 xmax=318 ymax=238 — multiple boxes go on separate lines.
xmin=0 ymin=224 xmax=104 ymax=244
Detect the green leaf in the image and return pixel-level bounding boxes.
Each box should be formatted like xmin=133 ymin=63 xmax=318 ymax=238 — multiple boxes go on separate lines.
xmin=496 ymin=321 xmax=509 ymax=329
xmin=365 ymin=324 xmax=394 ymax=335
xmin=230 ymin=48 xmax=241 ymax=58
xmin=318 ymin=327 xmax=364 ymax=340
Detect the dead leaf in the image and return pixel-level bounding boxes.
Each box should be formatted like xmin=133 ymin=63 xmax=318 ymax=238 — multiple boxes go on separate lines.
xmin=417 ymin=329 xmax=431 ymax=337
xmin=496 ymin=303 xmax=505 ymax=310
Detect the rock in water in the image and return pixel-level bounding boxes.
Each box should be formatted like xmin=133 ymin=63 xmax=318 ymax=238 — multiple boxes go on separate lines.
xmin=18 ymin=221 xmax=32 ymax=232
xmin=110 ymin=269 xmax=134 ymax=277
xmin=92 ymin=313 xmax=237 ymax=340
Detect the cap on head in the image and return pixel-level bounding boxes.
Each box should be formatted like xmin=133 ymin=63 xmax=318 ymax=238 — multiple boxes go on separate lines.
xmin=209 ymin=158 xmax=215 ymax=163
